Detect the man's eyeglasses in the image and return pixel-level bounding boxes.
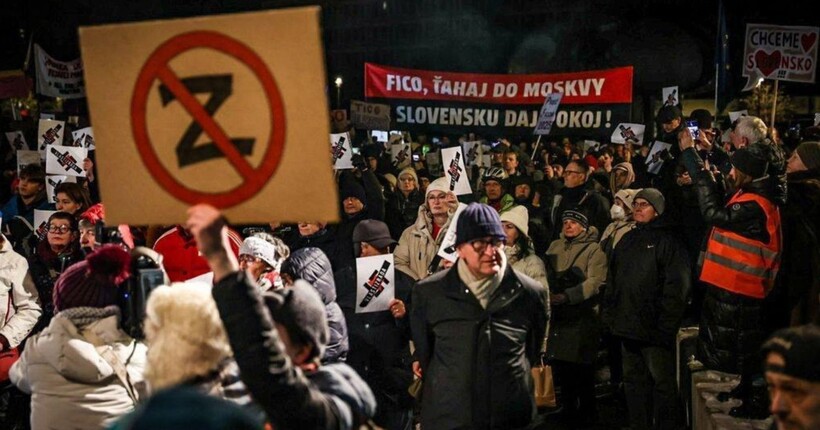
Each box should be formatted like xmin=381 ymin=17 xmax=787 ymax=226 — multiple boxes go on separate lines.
xmin=563 ymin=170 xmax=584 ymax=176
xmin=632 ymin=201 xmax=652 ymax=210
xmin=47 ymin=225 xmax=72 ymax=234
xmin=468 ymin=237 xmax=504 ymax=253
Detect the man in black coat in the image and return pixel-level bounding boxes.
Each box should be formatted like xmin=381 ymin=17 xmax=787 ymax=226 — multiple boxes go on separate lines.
xmin=548 ymin=159 xmax=610 ymax=241
xmin=410 ymin=203 xmax=549 ymax=430
xmin=602 ymin=188 xmax=690 ymax=430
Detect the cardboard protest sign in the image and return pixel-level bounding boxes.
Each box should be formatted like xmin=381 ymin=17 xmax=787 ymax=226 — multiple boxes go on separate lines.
xmin=533 ymin=92 xmax=563 ymax=135
xmin=46 ymin=145 xmax=87 ymax=177
xmin=71 ymin=127 xmax=96 ymax=149
xmin=331 ymin=132 xmax=353 ymax=169
xmin=441 ymin=146 xmax=472 ymax=196
xmin=38 ymin=119 xmax=65 ymax=155
xmin=742 ymin=24 xmax=819 ymax=91
xmin=662 ymin=86 xmax=679 ymax=107
xmin=390 ymin=142 xmax=411 ymax=168
xmin=437 ymin=203 xmax=468 ymax=262
xmin=646 ymin=141 xmax=673 ymax=175
xmin=16 ymin=150 xmax=41 ymax=175
xmin=33 ymin=209 xmax=57 ymax=242
xmin=729 ymin=110 xmax=748 ymax=123
xmin=79 ymin=7 xmax=338 ymax=224
xmin=34 ymin=44 xmax=85 ymax=99
xmin=355 ymin=254 xmax=395 ymax=313
xmin=351 ymin=100 xmax=391 ymax=130
xmin=462 ymin=141 xmax=482 ymax=167
xmin=4 ymin=131 xmax=28 ymax=151
xmin=611 ymin=123 xmax=646 ymax=145
xmin=46 ymin=175 xmax=77 ymax=203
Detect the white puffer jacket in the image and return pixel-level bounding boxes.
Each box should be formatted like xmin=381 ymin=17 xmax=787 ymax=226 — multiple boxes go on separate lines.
xmin=10 ymin=307 xmax=147 ymax=430
xmin=0 ymin=235 xmax=41 ymax=348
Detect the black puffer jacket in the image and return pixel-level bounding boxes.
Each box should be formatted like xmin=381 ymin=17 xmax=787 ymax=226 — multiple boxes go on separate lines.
xmin=680 ymin=145 xmax=786 ymax=374
xmin=601 ymin=214 xmax=691 ymax=348
xmin=385 ymin=189 xmax=424 ymax=240
xmin=281 ymin=247 xmax=349 ymax=363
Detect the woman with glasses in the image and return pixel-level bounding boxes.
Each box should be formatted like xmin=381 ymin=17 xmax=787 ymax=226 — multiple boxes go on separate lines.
xmin=27 ymin=212 xmax=83 ymax=333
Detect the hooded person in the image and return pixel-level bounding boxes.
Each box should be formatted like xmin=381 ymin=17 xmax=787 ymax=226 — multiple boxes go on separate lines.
xmin=10 ymin=245 xmax=148 ymax=430
xmin=599 ymin=188 xmax=642 ymax=258
xmin=279 ymin=247 xmax=348 ymax=363
xmin=334 ymin=168 xmax=385 ymax=271
xmin=545 ymin=207 xmax=608 ymax=425
xmin=499 ymin=205 xmax=548 ymax=289
xmin=609 ymin=162 xmax=635 ymax=196
xmin=394 ymin=176 xmax=456 ymax=280
xmin=185 ymin=203 xmax=377 ymax=430
xmin=385 ymin=167 xmax=424 ymax=240
xmin=238 ymin=235 xmax=281 ymax=291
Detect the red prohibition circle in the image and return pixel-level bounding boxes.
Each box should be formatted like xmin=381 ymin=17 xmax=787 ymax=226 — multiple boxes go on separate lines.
xmin=131 ymin=31 xmax=286 ymax=208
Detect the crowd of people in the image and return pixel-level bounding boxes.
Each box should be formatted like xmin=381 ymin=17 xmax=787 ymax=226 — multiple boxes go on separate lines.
xmin=0 ymin=103 xmax=818 ymax=430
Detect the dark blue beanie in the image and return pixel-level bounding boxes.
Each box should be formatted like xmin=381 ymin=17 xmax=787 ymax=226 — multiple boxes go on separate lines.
xmin=455 ymin=203 xmax=506 ymax=246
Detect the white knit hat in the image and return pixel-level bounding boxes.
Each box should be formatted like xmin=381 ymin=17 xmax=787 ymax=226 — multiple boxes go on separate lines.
xmin=499 ymin=205 xmax=529 ymax=237
xmin=425 ymin=176 xmax=451 ymax=199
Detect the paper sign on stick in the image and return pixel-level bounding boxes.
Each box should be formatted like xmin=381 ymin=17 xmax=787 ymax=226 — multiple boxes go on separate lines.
xmin=71 ymin=127 xmax=96 ymax=150
xmin=5 ymin=131 xmax=28 ymax=151
xmin=331 ymin=132 xmax=353 ymax=169
xmin=646 ymin=141 xmax=673 ymax=175
xmin=79 ymin=7 xmax=339 ymax=225
xmin=33 ymin=210 xmax=57 ymax=242
xmin=741 ymin=24 xmax=819 ymax=91
xmin=441 ymin=146 xmax=472 ymax=196
xmin=46 ymin=175 xmax=77 ymax=203
xmin=38 ymin=120 xmax=65 ymax=155
xmin=46 ymin=145 xmax=87 ymax=177
xmin=16 ymin=150 xmax=41 ymax=175
xmin=533 ymin=93 xmax=563 ymax=135
xmin=351 ymin=100 xmax=391 ymax=130
xmin=662 ymin=86 xmax=679 ymax=107
xmin=437 ymin=203 xmax=468 ymax=262
xmin=355 ymin=254 xmax=395 ymax=313
xmin=462 ymin=141 xmax=482 ymax=167
xmin=390 ymin=142 xmax=411 ymax=168
xmin=611 ymin=123 xmax=646 ymax=145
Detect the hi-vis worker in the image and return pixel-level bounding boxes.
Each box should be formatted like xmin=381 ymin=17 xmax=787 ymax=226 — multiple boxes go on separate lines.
xmin=679 ymin=119 xmax=787 ymax=420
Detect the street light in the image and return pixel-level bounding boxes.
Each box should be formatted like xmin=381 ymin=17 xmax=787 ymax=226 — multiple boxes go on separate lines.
xmin=334 ymin=76 xmax=343 ymax=108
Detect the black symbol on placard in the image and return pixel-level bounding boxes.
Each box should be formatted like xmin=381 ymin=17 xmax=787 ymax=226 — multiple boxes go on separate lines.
xmin=466 ymin=144 xmax=478 ymax=165
xmin=13 ymin=134 xmax=25 ymax=150
xmin=393 ymin=146 xmax=408 ymax=166
xmin=41 ymin=124 xmax=62 ymax=149
xmin=359 ymin=260 xmax=391 ymax=307
xmin=448 ymin=152 xmax=462 ymax=191
xmin=47 ymin=177 xmax=65 ymax=202
xmin=35 ymin=221 xmax=48 ymax=241
xmin=619 ymin=125 xmax=637 ymax=141
xmin=50 ymin=147 xmax=83 ymax=174
xmin=331 ymin=136 xmax=347 ymax=162
xmin=158 ymin=74 xmax=255 ymax=168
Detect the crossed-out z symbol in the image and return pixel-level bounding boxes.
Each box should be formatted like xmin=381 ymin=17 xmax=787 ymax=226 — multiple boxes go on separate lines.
xmin=448 ymin=152 xmax=462 ymax=191
xmin=359 ymin=260 xmax=391 ymax=308
xmin=35 ymin=221 xmax=48 ymax=241
xmin=47 ymin=178 xmax=64 ymax=201
xmin=159 ymin=74 xmax=255 ymax=168
xmin=50 ymin=147 xmax=83 ymax=174
xmin=331 ymin=136 xmax=347 ymax=162
xmin=394 ymin=147 xmax=408 ymax=165
xmin=466 ymin=145 xmax=478 ymax=165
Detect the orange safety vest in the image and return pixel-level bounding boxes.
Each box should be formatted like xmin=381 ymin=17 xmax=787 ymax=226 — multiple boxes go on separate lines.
xmin=700 ymin=191 xmax=782 ymax=299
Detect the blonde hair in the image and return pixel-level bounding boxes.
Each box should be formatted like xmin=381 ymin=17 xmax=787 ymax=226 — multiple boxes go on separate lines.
xmin=143 ymin=283 xmax=233 ymax=391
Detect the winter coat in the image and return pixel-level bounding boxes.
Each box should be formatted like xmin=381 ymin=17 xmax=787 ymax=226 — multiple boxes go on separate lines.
xmin=548 ymin=184 xmax=610 ymax=241
xmin=601 ymin=216 xmax=691 ymax=348
xmin=781 ymin=170 xmax=820 ymax=325
xmin=284 ymin=247 xmax=349 ymax=363
xmin=505 ymin=243 xmax=549 ymax=290
xmin=0 ymin=236 xmax=41 ymax=349
xmin=153 ymin=226 xmax=242 ymax=283
xmin=334 ymin=170 xmax=386 ymax=270
xmin=479 ymin=193 xmax=516 ymax=214
xmin=212 ymin=271 xmax=376 ymax=430
xmin=290 ymin=226 xmax=339 ymax=271
xmin=28 ymin=240 xmax=83 ymax=334
xmin=394 ymin=205 xmax=452 ymax=280
xmin=680 ymin=147 xmax=784 ymax=373
xmin=386 ymin=189 xmax=424 ymax=240
xmin=334 ymin=264 xmax=415 ymax=422
xmin=10 ymin=307 xmax=147 ymax=430
xmin=599 ymin=220 xmax=636 ymax=261
xmin=410 ymin=264 xmax=550 ymax=429
xmin=545 ymin=227 xmax=607 ymax=364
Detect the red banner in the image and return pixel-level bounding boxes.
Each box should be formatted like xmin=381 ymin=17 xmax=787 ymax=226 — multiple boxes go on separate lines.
xmin=365 ymin=63 xmax=633 ymax=105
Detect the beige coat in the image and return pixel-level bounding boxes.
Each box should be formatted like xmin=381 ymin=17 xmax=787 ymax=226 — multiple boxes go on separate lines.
xmin=506 ymin=244 xmax=549 ymax=291
xmin=545 ymin=227 xmax=607 ymax=304
xmin=0 ymin=235 xmax=41 ymax=348
xmin=10 ymin=310 xmax=147 ymax=430
xmin=394 ymin=205 xmax=452 ymax=280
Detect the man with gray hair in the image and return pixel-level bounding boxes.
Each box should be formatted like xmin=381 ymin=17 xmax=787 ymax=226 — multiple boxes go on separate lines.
xmin=730 ymin=115 xmax=768 ymax=150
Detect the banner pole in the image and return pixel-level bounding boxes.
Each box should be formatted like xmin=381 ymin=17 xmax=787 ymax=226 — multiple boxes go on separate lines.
xmin=770 ymin=79 xmax=779 ymax=135
xmin=531 ymin=134 xmax=543 ymax=161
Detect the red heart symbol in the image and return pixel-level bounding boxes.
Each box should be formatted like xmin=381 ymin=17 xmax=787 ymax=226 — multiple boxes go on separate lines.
xmin=801 ymin=32 xmax=817 ymax=53
xmin=754 ymin=50 xmax=782 ymax=77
